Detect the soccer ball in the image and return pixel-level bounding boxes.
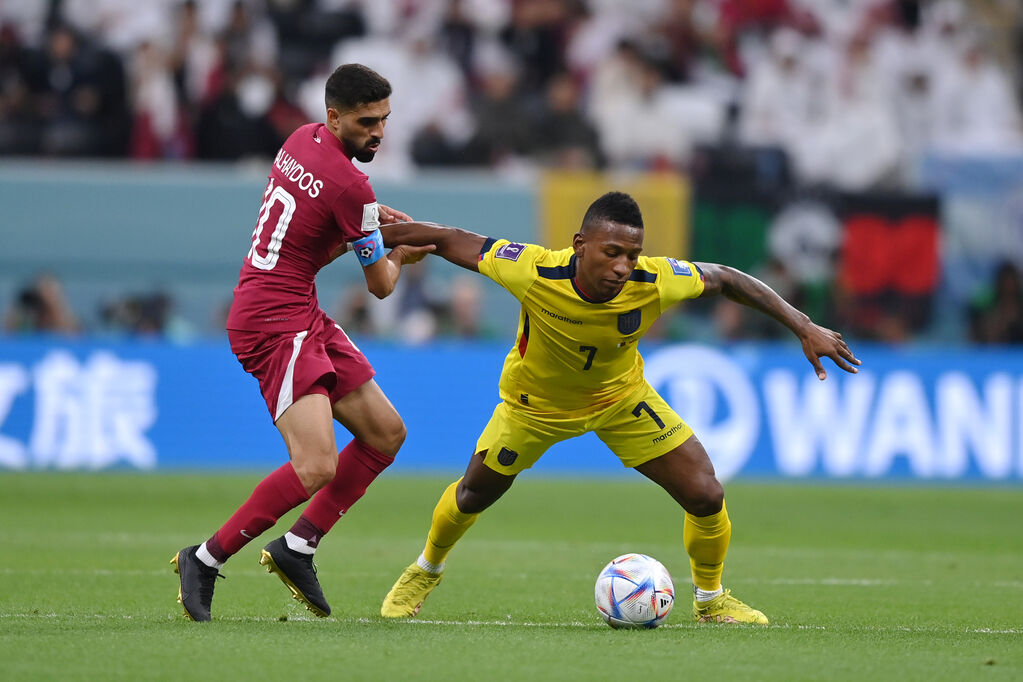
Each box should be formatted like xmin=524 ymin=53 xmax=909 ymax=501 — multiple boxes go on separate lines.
xmin=594 ymin=553 xmax=675 ymax=629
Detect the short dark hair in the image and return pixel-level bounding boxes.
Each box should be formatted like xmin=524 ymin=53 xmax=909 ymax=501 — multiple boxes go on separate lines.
xmin=581 ymin=191 xmax=643 ymax=230
xmin=324 ymin=64 xmax=392 ymax=112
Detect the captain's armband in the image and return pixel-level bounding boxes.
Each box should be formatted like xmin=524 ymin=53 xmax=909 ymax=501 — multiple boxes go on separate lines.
xmin=352 ymin=230 xmax=384 ymax=267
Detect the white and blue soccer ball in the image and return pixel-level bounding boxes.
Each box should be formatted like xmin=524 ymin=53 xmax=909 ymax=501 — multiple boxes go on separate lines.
xmin=594 ymin=553 xmax=675 ymax=629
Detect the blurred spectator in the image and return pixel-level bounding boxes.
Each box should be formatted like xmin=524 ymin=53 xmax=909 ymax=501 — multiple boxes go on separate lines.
xmin=333 ymin=261 xmax=446 ymax=344
xmin=499 ymin=0 xmax=570 ymax=96
xmin=438 ymin=0 xmax=479 ymax=80
xmin=220 ymin=0 xmax=279 ymax=72
xmin=195 ymin=65 xmax=281 ymax=159
xmin=169 ymin=0 xmax=221 ymax=110
xmin=528 ymin=69 xmax=603 ymax=169
xmin=444 ymin=273 xmax=484 ymax=338
xmin=590 ymin=40 xmax=723 ymax=170
xmin=739 ymin=28 xmax=815 ymax=151
xmin=455 ymin=52 xmax=533 ymax=167
xmin=792 ymin=29 xmax=902 ymax=190
xmin=0 ymin=0 xmax=1015 ymax=174
xmin=1 ymin=0 xmax=1022 ymax=345
xmin=652 ymin=0 xmax=715 ymax=84
xmin=21 ymin=22 xmax=130 ymax=156
xmin=0 ymin=1 xmax=50 ymax=48
xmin=3 ymin=273 xmax=80 ymax=335
xmin=714 ymin=0 xmax=817 ymax=77
xmin=969 ymin=261 xmax=1023 ymax=344
xmin=62 ymin=0 xmax=166 ymax=55
xmin=129 ymin=40 xmax=192 ymax=159
xmin=99 ymin=290 xmax=194 ymax=340
xmin=931 ymin=34 xmax=1023 ymax=155
xmin=266 ymin=0 xmax=365 ymax=81
xmin=0 ymin=22 xmax=40 ymax=154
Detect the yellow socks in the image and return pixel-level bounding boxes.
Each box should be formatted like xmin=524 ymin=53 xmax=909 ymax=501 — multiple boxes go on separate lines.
xmin=683 ymin=501 xmax=731 ymax=593
xmin=421 ymin=479 xmax=479 ymax=570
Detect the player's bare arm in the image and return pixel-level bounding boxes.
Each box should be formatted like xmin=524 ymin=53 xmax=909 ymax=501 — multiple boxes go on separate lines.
xmin=362 ymin=240 xmax=436 ymax=299
xmin=381 ymin=222 xmax=488 ymax=272
xmin=695 ymin=262 xmax=861 ymax=380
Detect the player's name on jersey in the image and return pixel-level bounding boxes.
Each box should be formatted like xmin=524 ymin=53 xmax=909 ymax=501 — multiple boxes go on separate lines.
xmin=274 ymin=148 xmax=323 ymax=198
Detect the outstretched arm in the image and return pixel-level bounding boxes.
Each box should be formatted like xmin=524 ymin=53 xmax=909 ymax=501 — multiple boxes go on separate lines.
xmin=361 ymin=241 xmax=436 ymax=299
xmin=382 ymin=222 xmax=489 ymax=272
xmin=695 ymin=262 xmax=861 ymax=380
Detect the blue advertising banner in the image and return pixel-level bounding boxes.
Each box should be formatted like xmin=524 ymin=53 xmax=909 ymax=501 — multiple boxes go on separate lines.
xmin=0 ymin=338 xmax=1021 ymax=481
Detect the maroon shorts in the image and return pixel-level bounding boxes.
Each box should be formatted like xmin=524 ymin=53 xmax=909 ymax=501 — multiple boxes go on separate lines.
xmin=228 ymin=310 xmax=376 ymax=422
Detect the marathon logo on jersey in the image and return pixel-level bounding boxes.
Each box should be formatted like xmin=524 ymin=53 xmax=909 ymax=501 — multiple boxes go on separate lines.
xmin=496 ymin=447 xmax=518 ymax=467
xmin=618 ymin=309 xmax=642 ymax=335
xmin=362 ymin=202 xmax=381 ymax=232
xmin=667 ymin=258 xmax=692 ymax=276
xmin=495 ymin=242 xmax=525 ymax=261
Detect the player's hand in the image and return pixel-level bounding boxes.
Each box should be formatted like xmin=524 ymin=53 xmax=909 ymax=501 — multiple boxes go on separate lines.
xmin=798 ymin=323 xmax=861 ymax=380
xmin=378 ymin=204 xmax=413 ymax=224
xmin=389 ymin=243 xmax=436 ymax=265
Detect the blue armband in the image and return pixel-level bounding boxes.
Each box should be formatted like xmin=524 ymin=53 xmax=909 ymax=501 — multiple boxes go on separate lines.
xmin=352 ymin=230 xmax=384 ymax=267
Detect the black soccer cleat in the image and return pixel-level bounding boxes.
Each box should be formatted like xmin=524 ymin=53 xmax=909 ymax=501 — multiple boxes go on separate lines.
xmin=259 ymin=537 xmax=331 ymax=617
xmin=170 ymin=545 xmax=223 ymax=622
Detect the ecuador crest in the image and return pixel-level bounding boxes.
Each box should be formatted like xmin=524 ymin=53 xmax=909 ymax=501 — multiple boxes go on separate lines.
xmin=617 ymin=309 xmax=642 ymax=335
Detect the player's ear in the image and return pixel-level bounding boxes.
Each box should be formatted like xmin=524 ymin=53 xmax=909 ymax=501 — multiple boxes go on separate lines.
xmin=326 ymin=106 xmax=341 ymax=129
xmin=572 ymin=232 xmax=586 ymax=255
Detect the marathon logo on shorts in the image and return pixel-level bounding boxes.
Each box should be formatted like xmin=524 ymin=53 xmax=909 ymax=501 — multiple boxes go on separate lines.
xmin=497 ymin=447 xmax=518 ymax=466
xmin=617 ymin=309 xmax=642 ymax=335
xmin=361 ymin=202 xmax=381 ymax=232
xmin=667 ymin=258 xmax=692 ymax=276
xmin=495 ymin=242 xmax=525 ymax=261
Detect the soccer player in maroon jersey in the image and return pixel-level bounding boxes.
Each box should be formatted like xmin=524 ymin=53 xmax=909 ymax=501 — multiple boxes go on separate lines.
xmin=171 ymin=64 xmax=434 ymax=621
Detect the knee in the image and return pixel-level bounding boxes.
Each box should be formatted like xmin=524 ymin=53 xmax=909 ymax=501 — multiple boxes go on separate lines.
xmin=292 ymin=451 xmax=338 ymax=494
xmin=454 ymin=483 xmax=489 ymax=515
xmin=455 ymin=478 xmax=504 ymax=515
xmin=684 ymin=477 xmax=724 ymax=517
xmin=370 ymin=418 xmax=406 ymax=458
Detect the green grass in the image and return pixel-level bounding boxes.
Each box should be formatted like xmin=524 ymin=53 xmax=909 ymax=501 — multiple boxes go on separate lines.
xmin=1 ymin=473 xmax=1021 ymax=681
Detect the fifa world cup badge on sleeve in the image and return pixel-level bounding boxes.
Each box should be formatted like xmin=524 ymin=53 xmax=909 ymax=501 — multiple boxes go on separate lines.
xmin=353 ymin=230 xmax=384 ymax=267
xmin=495 ymin=242 xmax=525 ymax=261
xmin=361 ymin=202 xmax=381 ymax=232
xmin=666 ymin=258 xmax=692 ymax=276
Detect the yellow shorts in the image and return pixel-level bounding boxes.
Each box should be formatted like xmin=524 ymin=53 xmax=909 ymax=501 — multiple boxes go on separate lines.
xmin=475 ymin=381 xmax=694 ymax=475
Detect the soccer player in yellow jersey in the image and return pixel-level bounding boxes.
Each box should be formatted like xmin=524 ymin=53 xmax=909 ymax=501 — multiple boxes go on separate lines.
xmin=378 ymin=191 xmax=860 ymax=624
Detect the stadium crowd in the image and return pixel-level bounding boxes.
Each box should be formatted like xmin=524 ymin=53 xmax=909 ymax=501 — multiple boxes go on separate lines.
xmin=1 ymin=0 xmax=1020 ymax=183
xmin=2 ymin=0 xmax=1023 ymax=345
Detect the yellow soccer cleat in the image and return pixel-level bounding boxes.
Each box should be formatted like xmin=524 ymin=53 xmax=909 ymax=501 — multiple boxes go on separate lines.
xmin=693 ymin=589 xmax=769 ymax=625
xmin=380 ymin=563 xmax=443 ymax=618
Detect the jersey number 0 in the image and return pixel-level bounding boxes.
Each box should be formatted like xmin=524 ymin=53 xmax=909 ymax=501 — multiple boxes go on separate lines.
xmin=247 ymin=178 xmax=297 ymax=271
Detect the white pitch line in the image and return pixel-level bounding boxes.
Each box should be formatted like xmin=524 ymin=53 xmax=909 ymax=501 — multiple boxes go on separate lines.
xmin=1 ymin=612 xmax=1019 ymax=635
xmin=2 ymin=568 xmax=1018 ymax=591
xmin=381 ymin=619 xmax=1023 ymax=635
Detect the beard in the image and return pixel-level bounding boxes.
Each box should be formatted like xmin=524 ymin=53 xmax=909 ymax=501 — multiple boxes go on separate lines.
xmin=353 ymin=148 xmax=377 ymax=163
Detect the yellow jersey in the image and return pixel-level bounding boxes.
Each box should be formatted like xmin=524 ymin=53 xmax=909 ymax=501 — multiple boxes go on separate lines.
xmin=478 ymin=239 xmax=705 ymax=413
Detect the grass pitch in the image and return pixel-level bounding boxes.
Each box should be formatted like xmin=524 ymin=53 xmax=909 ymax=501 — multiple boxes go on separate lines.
xmin=1 ymin=472 xmax=1021 ymax=681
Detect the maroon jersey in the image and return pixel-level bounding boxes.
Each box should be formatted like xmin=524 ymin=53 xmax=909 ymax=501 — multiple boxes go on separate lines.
xmin=226 ymin=122 xmax=381 ymax=332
